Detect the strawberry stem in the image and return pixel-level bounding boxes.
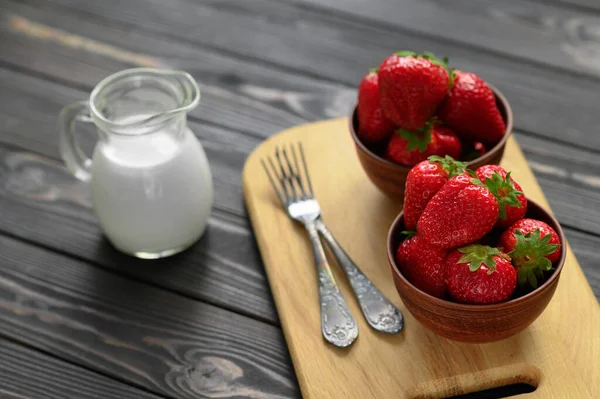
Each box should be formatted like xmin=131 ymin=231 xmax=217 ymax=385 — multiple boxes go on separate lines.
xmin=428 ymin=155 xmax=468 ymax=178
xmin=457 ymin=244 xmax=505 ymax=275
xmin=395 ymin=50 xmax=417 ymax=58
xmin=397 ymin=129 xmax=432 ymax=152
xmin=475 ymin=172 xmax=524 ymax=220
xmin=401 ymin=230 xmax=417 ymax=240
xmin=509 ymin=229 xmax=560 ymax=288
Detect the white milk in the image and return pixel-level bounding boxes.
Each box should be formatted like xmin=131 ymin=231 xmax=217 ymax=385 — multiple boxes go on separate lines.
xmin=91 ymin=124 xmax=213 ymax=257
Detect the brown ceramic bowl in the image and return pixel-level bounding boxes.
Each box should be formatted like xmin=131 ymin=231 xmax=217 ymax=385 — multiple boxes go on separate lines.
xmin=387 ymin=199 xmax=566 ymax=343
xmin=349 ymin=85 xmax=513 ymax=200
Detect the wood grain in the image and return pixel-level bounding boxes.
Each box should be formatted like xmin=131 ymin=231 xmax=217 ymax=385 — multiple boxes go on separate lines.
xmin=0 ymin=338 xmax=165 ymax=399
xmin=17 ymin=0 xmax=600 ymax=152
xmin=283 ymin=0 xmax=600 ymax=79
xmin=0 ymin=142 xmax=279 ymax=323
xmin=243 ymin=117 xmax=600 ymax=398
xmin=0 ymin=2 xmax=598 ymax=305
xmin=0 ymin=0 xmax=348 ymax=138
xmin=1 ymin=0 xmax=599 ymax=228
xmin=557 ymin=0 xmax=600 ymax=11
xmin=0 ymin=66 xmax=598 ymax=304
xmin=0 ymin=234 xmax=299 ymax=399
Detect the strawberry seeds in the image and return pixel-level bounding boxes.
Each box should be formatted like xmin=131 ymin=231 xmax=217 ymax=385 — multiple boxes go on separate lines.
xmin=397 ymin=158 xmax=562 ymax=304
xmin=356 ymin=51 xmax=506 ymax=166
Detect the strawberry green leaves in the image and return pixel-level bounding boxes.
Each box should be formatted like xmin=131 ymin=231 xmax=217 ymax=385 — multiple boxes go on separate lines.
xmin=428 ymin=155 xmax=468 ymax=178
xmin=401 ymin=230 xmax=417 ymax=240
xmin=394 ymin=50 xmax=454 ymax=88
xmin=457 ymin=244 xmax=505 ymax=275
xmin=509 ymin=228 xmax=561 ymax=288
xmin=470 ymin=171 xmax=523 ymax=220
xmin=397 ymin=129 xmax=432 ymax=152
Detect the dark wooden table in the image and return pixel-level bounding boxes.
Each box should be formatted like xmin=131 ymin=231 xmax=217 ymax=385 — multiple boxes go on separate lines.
xmin=0 ymin=0 xmax=598 ymax=398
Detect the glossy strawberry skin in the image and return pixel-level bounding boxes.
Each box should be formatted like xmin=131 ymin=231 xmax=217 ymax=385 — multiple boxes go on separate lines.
xmin=403 ymin=161 xmax=449 ymax=230
xmin=385 ymin=126 xmax=461 ymax=167
xmin=463 ymin=141 xmax=487 ymax=161
xmin=499 ymin=219 xmax=561 ymax=263
xmin=473 ymin=142 xmax=487 ymax=156
xmin=357 ymin=71 xmax=396 ymax=144
xmin=445 ymin=249 xmax=516 ymax=304
xmin=439 ymin=72 xmax=505 ymax=145
xmin=378 ymin=53 xmax=449 ymax=130
xmin=417 ymin=174 xmax=499 ymax=248
xmin=396 ymin=235 xmax=448 ymax=298
xmin=476 ymin=165 xmax=527 ymax=229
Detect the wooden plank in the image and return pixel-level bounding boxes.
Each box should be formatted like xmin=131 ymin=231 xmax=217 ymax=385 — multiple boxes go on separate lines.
xmin=0 ymin=338 xmax=165 ymax=399
xmin=13 ymin=0 xmax=600 ymax=152
xmin=281 ymin=0 xmax=600 ymax=79
xmin=0 ymin=233 xmax=299 ymax=398
xmin=0 ymin=1 xmax=598 ymax=313
xmin=516 ymin=133 xmax=600 ymax=236
xmin=563 ymin=227 xmax=600 ymax=297
xmin=1 ymin=52 xmax=600 ymax=243
xmin=0 ymin=63 xmax=599 ymax=314
xmin=0 ymin=1 xmax=347 ymax=139
xmin=557 ymin=0 xmax=600 ymax=11
xmin=243 ymin=117 xmax=599 ymax=398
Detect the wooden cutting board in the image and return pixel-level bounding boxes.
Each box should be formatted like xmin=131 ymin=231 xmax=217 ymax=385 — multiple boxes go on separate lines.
xmin=242 ymin=117 xmax=599 ymax=398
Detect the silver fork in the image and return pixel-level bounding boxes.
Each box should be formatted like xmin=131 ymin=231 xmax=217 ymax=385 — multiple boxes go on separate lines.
xmin=261 ymin=144 xmax=403 ymax=347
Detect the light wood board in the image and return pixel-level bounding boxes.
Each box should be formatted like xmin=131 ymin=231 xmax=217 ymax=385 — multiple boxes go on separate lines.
xmin=242 ymin=117 xmax=600 ymax=398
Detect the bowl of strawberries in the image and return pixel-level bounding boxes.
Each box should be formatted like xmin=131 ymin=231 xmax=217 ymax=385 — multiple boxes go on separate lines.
xmin=387 ymin=158 xmax=566 ymax=343
xmin=350 ymin=51 xmax=512 ymax=200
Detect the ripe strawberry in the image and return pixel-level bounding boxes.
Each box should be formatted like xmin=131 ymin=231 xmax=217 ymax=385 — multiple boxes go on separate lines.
xmin=463 ymin=141 xmax=486 ymax=161
xmin=378 ymin=51 xmax=450 ymax=130
xmin=357 ymin=70 xmax=395 ymax=144
xmin=446 ymin=245 xmax=516 ymax=304
xmin=385 ymin=123 xmax=461 ymax=167
xmin=396 ymin=234 xmax=448 ymax=298
xmin=439 ymin=71 xmax=505 ymax=145
xmin=403 ymin=155 xmax=468 ymax=230
xmin=499 ymin=219 xmax=562 ymax=288
xmin=475 ymin=165 xmax=527 ymax=229
xmin=418 ymin=174 xmax=499 ymax=248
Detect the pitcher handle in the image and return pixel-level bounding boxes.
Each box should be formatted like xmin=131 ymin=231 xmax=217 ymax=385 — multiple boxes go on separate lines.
xmin=59 ymin=100 xmax=93 ymax=182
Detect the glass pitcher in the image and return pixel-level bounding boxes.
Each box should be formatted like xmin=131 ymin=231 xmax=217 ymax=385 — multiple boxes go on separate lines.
xmin=59 ymin=68 xmax=213 ymax=259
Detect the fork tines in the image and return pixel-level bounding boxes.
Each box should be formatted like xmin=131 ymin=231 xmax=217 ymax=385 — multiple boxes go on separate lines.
xmin=261 ymin=143 xmax=314 ymax=206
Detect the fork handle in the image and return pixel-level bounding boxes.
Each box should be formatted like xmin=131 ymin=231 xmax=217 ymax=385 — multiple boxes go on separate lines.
xmin=315 ymin=220 xmax=404 ymax=334
xmin=305 ymin=222 xmax=358 ymax=348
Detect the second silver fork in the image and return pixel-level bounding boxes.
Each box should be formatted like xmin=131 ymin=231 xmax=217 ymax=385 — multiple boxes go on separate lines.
xmin=262 ymin=143 xmax=403 ymax=348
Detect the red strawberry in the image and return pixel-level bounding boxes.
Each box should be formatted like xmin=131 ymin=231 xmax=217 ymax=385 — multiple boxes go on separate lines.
xmin=385 ymin=124 xmax=461 ymax=167
xmin=474 ymin=142 xmax=487 ymax=156
xmin=357 ymin=70 xmax=395 ymax=144
xmin=463 ymin=141 xmax=486 ymax=161
xmin=417 ymin=174 xmax=499 ymax=248
xmin=498 ymin=219 xmax=562 ymax=288
xmin=403 ymin=155 xmax=467 ymax=230
xmin=378 ymin=51 xmax=450 ymax=130
xmin=475 ymin=165 xmax=527 ymax=229
xmin=446 ymin=245 xmax=516 ymax=304
xmin=439 ymin=71 xmax=505 ymax=145
xmin=396 ymin=234 xmax=448 ymax=298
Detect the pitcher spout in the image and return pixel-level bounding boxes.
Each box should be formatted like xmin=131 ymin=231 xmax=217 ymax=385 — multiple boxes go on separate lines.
xmin=89 ymin=68 xmax=201 ymax=135
xmin=168 ymin=69 xmax=200 ymax=114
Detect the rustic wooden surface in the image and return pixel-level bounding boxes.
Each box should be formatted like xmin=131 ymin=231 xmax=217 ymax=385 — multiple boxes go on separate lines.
xmin=0 ymin=0 xmax=598 ymax=397
xmin=243 ymin=119 xmax=599 ymax=398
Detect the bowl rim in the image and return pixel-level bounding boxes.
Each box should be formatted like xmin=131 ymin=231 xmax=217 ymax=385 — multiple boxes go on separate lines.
xmin=386 ymin=198 xmax=567 ymax=310
xmin=349 ymin=84 xmax=514 ymax=170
